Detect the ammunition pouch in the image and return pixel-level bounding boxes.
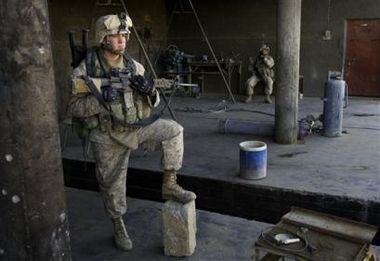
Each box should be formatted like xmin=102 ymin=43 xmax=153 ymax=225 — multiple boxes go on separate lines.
xmin=82 ymin=115 xmax=99 ymax=129
xmin=102 ymin=86 xmax=119 ymax=102
xmin=98 ymin=111 xmax=113 ymax=132
xmin=125 ymin=107 xmax=138 ymax=124
xmin=70 ymin=94 xmax=106 ymax=118
xmin=72 ymin=115 xmax=99 ymax=139
xmin=98 ymin=104 xmax=139 ymax=133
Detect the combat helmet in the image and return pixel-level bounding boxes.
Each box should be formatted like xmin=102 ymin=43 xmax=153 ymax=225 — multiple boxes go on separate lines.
xmin=94 ymin=13 xmax=133 ymax=44
xmin=259 ymin=44 xmax=270 ymax=52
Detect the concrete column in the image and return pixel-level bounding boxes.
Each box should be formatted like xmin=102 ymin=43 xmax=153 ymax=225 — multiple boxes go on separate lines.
xmin=275 ymin=0 xmax=302 ymax=144
xmin=0 ymin=0 xmax=72 ymax=260
xmin=162 ymin=200 xmax=196 ymax=257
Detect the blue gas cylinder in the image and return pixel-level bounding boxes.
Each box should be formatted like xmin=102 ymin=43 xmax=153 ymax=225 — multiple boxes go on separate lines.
xmin=322 ymin=73 xmax=348 ymax=137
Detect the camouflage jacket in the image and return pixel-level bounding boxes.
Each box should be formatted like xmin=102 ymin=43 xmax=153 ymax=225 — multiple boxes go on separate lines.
xmin=250 ymin=54 xmax=275 ymax=79
xmin=66 ymin=48 xmax=160 ymax=149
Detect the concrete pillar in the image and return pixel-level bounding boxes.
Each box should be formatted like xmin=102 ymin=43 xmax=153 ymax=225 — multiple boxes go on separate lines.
xmin=275 ymin=0 xmax=302 ymax=144
xmin=0 ymin=0 xmax=72 ymax=260
xmin=162 ymin=200 xmax=196 ymax=257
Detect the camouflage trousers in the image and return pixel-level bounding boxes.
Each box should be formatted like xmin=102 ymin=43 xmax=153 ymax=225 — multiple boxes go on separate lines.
xmin=246 ymin=74 xmax=274 ymax=95
xmin=91 ymin=118 xmax=183 ymax=218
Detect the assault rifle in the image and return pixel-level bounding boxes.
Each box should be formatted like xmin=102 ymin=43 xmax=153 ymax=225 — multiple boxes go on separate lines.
xmin=68 ymin=29 xmax=177 ymax=120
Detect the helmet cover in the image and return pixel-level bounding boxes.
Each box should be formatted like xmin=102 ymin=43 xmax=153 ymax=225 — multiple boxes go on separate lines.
xmin=259 ymin=44 xmax=270 ymax=52
xmin=95 ymin=13 xmax=133 ymax=44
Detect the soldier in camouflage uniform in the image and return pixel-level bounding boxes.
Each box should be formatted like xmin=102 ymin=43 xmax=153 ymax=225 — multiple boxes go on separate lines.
xmin=245 ymin=44 xmax=275 ymax=104
xmin=67 ymin=13 xmax=196 ymax=251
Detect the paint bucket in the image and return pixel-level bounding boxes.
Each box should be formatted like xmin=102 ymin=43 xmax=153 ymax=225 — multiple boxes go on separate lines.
xmin=239 ymin=141 xmax=267 ymax=180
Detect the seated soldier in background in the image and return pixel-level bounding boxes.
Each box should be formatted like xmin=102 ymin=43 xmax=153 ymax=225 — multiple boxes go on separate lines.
xmin=245 ymin=44 xmax=275 ymax=104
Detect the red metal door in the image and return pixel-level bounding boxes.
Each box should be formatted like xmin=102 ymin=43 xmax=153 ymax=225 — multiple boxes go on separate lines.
xmin=344 ymin=19 xmax=380 ymax=97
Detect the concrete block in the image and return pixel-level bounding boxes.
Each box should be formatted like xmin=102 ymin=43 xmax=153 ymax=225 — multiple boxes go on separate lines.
xmin=162 ymin=200 xmax=196 ymax=257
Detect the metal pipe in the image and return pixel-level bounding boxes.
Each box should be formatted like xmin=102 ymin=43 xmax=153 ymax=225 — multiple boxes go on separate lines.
xmin=218 ymin=119 xmax=274 ymax=136
xmin=153 ymin=0 xmax=180 ymax=66
xmin=120 ymin=0 xmax=177 ymax=121
xmin=188 ymin=0 xmax=236 ymax=104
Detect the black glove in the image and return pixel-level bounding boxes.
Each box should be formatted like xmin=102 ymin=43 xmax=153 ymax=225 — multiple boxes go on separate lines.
xmin=102 ymin=86 xmax=119 ymax=102
xmin=129 ymin=75 xmax=155 ymax=96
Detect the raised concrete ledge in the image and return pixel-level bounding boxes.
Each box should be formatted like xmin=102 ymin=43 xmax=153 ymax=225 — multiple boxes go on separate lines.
xmin=62 ymin=157 xmax=380 ymax=245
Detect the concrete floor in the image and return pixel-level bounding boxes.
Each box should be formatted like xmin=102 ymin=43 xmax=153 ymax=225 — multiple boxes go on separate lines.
xmin=66 ymin=187 xmax=380 ymax=261
xmin=63 ymin=94 xmax=380 ymax=201
xmin=62 ymin=94 xmax=380 ymax=260
xmin=66 ymin=187 xmax=272 ymax=261
xmin=130 ymin=94 xmax=380 ymax=201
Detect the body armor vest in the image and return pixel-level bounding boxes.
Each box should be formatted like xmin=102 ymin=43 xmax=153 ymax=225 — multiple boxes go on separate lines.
xmin=85 ymin=48 xmax=145 ymax=130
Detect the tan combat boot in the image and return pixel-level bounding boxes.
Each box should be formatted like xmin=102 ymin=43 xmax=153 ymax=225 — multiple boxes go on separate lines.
xmin=265 ymin=95 xmax=272 ymax=104
xmin=162 ymin=170 xmax=196 ymax=204
xmin=112 ymin=217 xmax=133 ymax=251
xmin=245 ymin=95 xmax=253 ymax=103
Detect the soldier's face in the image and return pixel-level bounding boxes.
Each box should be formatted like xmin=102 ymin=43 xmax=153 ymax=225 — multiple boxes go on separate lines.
xmin=262 ymin=49 xmax=269 ymax=55
xmin=106 ymin=34 xmax=128 ymax=54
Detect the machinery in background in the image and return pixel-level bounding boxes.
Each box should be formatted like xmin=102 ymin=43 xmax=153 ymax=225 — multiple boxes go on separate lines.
xmin=162 ymin=44 xmax=200 ymax=98
xmin=164 ymin=44 xmax=187 ymax=74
